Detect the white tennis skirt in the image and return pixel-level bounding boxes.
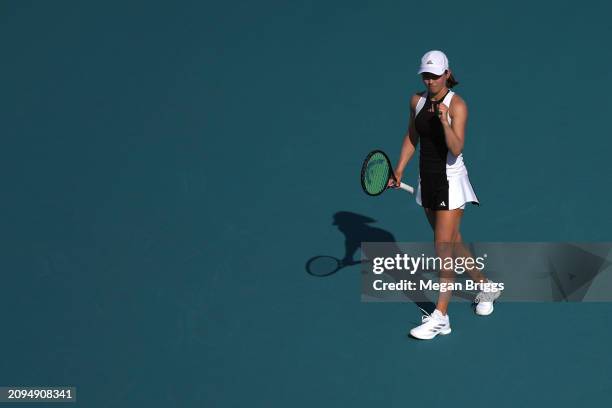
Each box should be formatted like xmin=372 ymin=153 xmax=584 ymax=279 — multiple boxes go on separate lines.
xmin=416 ymin=171 xmax=479 ymax=211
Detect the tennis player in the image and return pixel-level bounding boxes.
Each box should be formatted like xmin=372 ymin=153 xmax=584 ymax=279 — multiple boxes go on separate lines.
xmin=390 ymin=50 xmax=500 ymax=340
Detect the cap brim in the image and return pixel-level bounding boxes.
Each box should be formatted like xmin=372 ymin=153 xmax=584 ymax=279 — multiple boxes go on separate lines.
xmin=417 ymin=66 xmax=446 ymax=75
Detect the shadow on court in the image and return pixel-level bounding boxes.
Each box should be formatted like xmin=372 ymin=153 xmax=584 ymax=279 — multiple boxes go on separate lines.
xmin=305 ymin=210 xmax=436 ymax=314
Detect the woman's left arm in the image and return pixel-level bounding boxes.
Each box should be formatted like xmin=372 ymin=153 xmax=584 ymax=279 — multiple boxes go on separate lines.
xmin=438 ymin=97 xmax=468 ymax=156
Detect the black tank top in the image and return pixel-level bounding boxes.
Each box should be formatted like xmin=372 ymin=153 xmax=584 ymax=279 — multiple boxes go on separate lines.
xmin=415 ymin=91 xmax=450 ymax=174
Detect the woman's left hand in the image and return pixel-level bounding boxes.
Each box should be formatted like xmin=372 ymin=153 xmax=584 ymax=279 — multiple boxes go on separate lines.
xmin=437 ymin=103 xmax=449 ymax=124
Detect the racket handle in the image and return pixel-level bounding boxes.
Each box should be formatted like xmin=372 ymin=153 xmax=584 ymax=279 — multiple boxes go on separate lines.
xmin=398 ymin=182 xmax=414 ymax=194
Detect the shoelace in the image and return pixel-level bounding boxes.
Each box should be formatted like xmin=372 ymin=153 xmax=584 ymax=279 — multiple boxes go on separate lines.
xmin=418 ymin=306 xmax=434 ymax=323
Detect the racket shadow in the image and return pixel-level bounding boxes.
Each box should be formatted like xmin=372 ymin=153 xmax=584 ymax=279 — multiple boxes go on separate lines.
xmin=305 ymin=256 xmax=361 ymax=277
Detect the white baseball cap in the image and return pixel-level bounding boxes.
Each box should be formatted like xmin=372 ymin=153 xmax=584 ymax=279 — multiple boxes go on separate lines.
xmin=417 ymin=50 xmax=449 ymax=75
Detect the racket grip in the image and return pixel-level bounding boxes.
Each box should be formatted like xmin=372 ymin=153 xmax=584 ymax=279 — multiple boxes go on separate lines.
xmin=398 ymin=182 xmax=414 ymax=194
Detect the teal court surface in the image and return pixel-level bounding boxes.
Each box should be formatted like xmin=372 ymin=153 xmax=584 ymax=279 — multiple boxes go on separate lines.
xmin=2 ymin=1 xmax=612 ymax=406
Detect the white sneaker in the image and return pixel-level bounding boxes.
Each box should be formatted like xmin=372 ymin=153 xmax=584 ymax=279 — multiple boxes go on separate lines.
xmin=410 ymin=309 xmax=451 ymax=340
xmin=474 ymin=280 xmax=502 ymax=316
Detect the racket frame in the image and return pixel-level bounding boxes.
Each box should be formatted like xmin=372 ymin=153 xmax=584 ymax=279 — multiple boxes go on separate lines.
xmin=361 ymin=149 xmax=414 ymax=195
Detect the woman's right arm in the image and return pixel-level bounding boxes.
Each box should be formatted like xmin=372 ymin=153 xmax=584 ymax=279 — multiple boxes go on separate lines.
xmin=393 ymin=94 xmax=420 ymax=184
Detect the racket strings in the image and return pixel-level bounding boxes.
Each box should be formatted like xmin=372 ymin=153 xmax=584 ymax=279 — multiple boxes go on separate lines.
xmin=363 ymin=152 xmax=391 ymax=195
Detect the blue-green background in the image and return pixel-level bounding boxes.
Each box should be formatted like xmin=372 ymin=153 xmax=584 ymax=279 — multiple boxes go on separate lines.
xmin=1 ymin=0 xmax=611 ymax=406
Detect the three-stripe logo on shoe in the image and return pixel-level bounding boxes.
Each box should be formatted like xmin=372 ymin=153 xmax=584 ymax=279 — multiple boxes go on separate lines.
xmin=439 ymin=201 xmax=446 ymax=207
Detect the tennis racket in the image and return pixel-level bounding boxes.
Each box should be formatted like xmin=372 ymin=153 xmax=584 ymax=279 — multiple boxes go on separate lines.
xmin=361 ymin=150 xmax=414 ymax=195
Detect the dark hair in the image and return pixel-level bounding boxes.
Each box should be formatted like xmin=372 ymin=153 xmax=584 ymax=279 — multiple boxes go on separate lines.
xmin=446 ymin=72 xmax=459 ymax=88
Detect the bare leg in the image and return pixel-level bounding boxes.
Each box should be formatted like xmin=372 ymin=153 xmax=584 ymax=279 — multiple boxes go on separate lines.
xmin=424 ymin=208 xmax=464 ymax=315
xmin=426 ymin=209 xmax=488 ymax=283
xmin=452 ymin=232 xmax=487 ymax=283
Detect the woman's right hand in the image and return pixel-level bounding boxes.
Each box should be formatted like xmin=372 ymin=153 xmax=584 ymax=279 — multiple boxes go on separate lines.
xmin=388 ymin=171 xmax=402 ymax=188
